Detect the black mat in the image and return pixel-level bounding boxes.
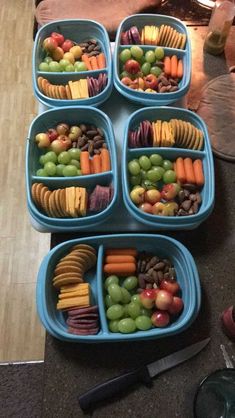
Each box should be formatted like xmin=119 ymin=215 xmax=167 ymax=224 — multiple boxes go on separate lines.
xmin=0 ymin=362 xmax=44 ymax=418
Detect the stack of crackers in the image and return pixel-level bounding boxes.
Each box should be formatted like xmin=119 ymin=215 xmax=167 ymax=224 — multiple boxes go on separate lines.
xmin=152 ymin=120 xmax=175 ymax=147
xmin=31 ymin=183 xmax=88 ymax=218
xmin=141 ymin=25 xmax=186 ymax=49
xmin=37 ymin=76 xmax=89 ymax=100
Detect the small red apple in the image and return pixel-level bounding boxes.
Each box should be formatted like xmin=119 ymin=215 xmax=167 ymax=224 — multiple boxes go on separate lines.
xmin=155 ymin=290 xmax=173 ymax=311
xmin=144 ymin=74 xmax=158 ymax=90
xmin=160 ymin=279 xmax=180 ymax=295
xmin=152 ymin=202 xmax=167 ymax=216
xmin=140 ymin=289 xmax=156 ymax=309
xmin=151 ymin=310 xmax=170 ymax=327
xmin=168 ymin=297 xmax=184 ymax=315
xmin=138 ymin=202 xmax=153 ymax=214
xmin=130 ymin=187 xmax=145 ymax=205
xmin=56 ymin=123 xmax=69 ymax=135
xmin=35 ymin=132 xmax=50 ymax=148
xmin=121 ymin=76 xmax=133 ymax=87
xmin=51 ymin=32 xmax=65 ymax=46
xmin=161 ymin=183 xmax=179 ymax=201
xmin=57 ymin=134 xmax=72 ymax=150
xmin=124 ymin=59 xmax=141 ymax=75
xmin=61 ymin=39 xmax=74 ymax=53
xmin=43 ymin=37 xmax=58 ymax=52
xmin=47 ymin=128 xmax=58 ymax=142
xmin=145 ymin=189 xmax=161 ymax=204
xmin=50 ymin=139 xmax=67 ymax=154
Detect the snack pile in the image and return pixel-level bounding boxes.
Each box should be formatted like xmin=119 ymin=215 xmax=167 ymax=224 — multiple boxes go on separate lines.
xmin=128 ymin=153 xmax=204 ymax=216
xmin=103 ymin=247 xmax=184 ymax=334
xmin=34 ymin=121 xmax=111 ymax=177
xmin=121 ymin=25 xmax=187 ymax=49
xmin=31 ymin=183 xmax=113 ymax=218
xmin=128 ymin=119 xmax=204 ymax=150
xmin=52 ymin=244 xmax=100 ymax=335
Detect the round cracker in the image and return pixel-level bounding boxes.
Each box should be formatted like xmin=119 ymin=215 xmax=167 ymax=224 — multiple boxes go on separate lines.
xmin=164 ymin=26 xmax=173 ymax=47
xmin=54 ymin=189 xmax=64 ymax=217
xmin=37 ymin=76 xmax=43 ymax=92
xmin=65 ymin=84 xmax=72 ymax=100
xmin=166 ymin=27 xmax=174 ymax=48
xmin=35 ymin=183 xmax=44 ymax=207
xmin=31 ymin=183 xmax=40 ymax=206
xmin=158 ymin=25 xmax=165 ymax=45
xmin=42 ymin=190 xmax=52 ymax=216
xmin=180 ymin=34 xmax=187 ymax=50
xmin=192 ymin=127 xmax=200 ymax=150
xmin=71 ymin=244 xmax=96 ymax=255
xmin=42 ymin=78 xmax=49 ymax=95
xmin=161 ymin=25 xmax=169 ymax=46
xmin=53 ymin=276 xmax=84 ymax=289
xmin=59 ymin=85 xmax=67 ymax=99
xmin=54 ymin=265 xmax=84 ymax=277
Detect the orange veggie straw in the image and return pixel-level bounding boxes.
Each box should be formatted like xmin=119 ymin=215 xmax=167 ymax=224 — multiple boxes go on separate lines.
xmin=92 ymin=154 xmax=102 ymax=174
xmin=105 ymin=248 xmax=138 ymax=257
xmin=90 ymin=56 xmax=99 ymax=70
xmin=183 ymin=158 xmax=196 ymax=184
xmin=100 ymin=148 xmax=111 ymax=172
xmin=177 ymin=59 xmax=183 ymax=79
xmin=164 ymin=56 xmax=171 ymax=76
xmin=80 ymin=151 xmax=91 ymax=175
xmin=81 ymin=54 xmax=92 ymax=70
xmin=105 ymin=255 xmax=136 ymax=264
xmin=97 ymin=53 xmax=106 ymax=69
xmin=171 ymin=55 xmax=178 ymax=78
xmin=175 ymin=157 xmax=186 ymax=184
xmin=193 ymin=159 xmax=205 ymax=187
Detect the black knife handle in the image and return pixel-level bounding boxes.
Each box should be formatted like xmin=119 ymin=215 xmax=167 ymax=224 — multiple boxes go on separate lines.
xmin=78 ymin=365 xmax=152 ymax=411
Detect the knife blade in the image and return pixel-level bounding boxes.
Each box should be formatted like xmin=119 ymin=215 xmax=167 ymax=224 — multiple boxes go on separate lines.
xmin=78 ymin=337 xmax=210 ymax=411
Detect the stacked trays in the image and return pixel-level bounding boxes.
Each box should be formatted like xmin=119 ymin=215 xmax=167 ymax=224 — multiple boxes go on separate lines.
xmin=33 ymin=19 xmax=112 ymax=107
xmin=122 ymin=107 xmax=215 ymax=230
xmin=26 ymin=107 xmax=118 ymax=232
xmin=114 ymin=14 xmax=191 ymax=106
xmin=36 ymin=234 xmax=201 ymax=342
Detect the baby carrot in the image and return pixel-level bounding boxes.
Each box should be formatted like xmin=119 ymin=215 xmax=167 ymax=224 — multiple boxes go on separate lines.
xmin=177 ymin=59 xmax=183 ymax=79
xmin=193 ymin=159 xmax=205 ymax=187
xmin=183 ymin=158 xmax=196 ymax=184
xmin=92 ymin=154 xmax=102 ymax=174
xmin=80 ymin=151 xmax=91 ymax=175
xmin=103 ymin=263 xmax=136 ymax=276
xmin=175 ymin=157 xmax=186 ymax=184
xmin=105 ymin=255 xmax=136 ymax=264
xmin=97 ymin=52 xmax=106 ymax=69
xmin=164 ymin=56 xmax=171 ymax=76
xmin=171 ymin=55 xmax=178 ymax=78
xmin=100 ymin=148 xmax=111 ymax=172
xmin=81 ymin=54 xmax=92 ymax=70
xmin=105 ymin=248 xmax=138 ymax=257
xmin=90 ymin=56 xmax=99 ymax=70
xmin=90 ymin=158 xmax=94 ymax=174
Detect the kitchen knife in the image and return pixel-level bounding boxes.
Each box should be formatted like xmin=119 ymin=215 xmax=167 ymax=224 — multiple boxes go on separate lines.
xmin=79 ymin=337 xmax=210 ymax=411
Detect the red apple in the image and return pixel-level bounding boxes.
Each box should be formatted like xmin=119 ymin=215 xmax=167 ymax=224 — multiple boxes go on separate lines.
xmin=68 ymin=126 xmax=82 ymax=141
xmin=161 ymin=183 xmax=179 ymax=201
xmin=140 ymin=289 xmax=156 ymax=309
xmin=56 ymin=123 xmax=69 ymax=135
xmin=160 ymin=279 xmax=180 ymax=295
xmin=168 ymin=297 xmax=184 ymax=315
xmin=145 ymin=189 xmax=161 ymax=204
xmin=124 ymin=59 xmax=141 ymax=75
xmin=35 ymin=132 xmax=50 ymax=148
xmin=130 ymin=187 xmax=145 ymax=205
xmin=138 ymin=202 xmax=153 ymax=214
xmin=152 ymin=202 xmax=167 ymax=216
xmin=155 ymin=290 xmax=173 ymax=311
xmin=151 ymin=310 xmax=170 ymax=327
xmin=51 ymin=46 xmax=64 ymax=61
xmin=121 ymin=77 xmax=133 ymax=87
xmin=50 ymin=139 xmax=67 ymax=154
xmin=47 ymin=128 xmax=58 ymax=142
xmin=61 ymin=39 xmax=74 ymax=53
xmin=51 ymin=32 xmax=65 ymax=46
xmin=144 ymin=74 xmax=158 ymax=90
xmin=57 ymin=134 xmax=72 ymax=150
xmin=43 ymin=37 xmax=58 ymax=52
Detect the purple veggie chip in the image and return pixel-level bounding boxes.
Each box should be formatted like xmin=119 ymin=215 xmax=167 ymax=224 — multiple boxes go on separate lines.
xmin=121 ymin=31 xmax=129 ymax=45
xmin=127 ymin=29 xmax=133 ymax=45
xmin=67 ymin=319 xmax=99 ymax=329
xmin=68 ymin=327 xmax=99 ymax=335
xmin=68 ymin=305 xmax=99 ymax=316
xmin=130 ymin=26 xmax=141 ymax=44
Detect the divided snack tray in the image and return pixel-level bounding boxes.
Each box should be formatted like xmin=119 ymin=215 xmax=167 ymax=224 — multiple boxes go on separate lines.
xmin=33 ymin=19 xmax=112 ymax=108
xmin=25 ymin=106 xmax=118 ymax=232
xmin=36 ymin=234 xmax=201 ymax=342
xmin=122 ymin=107 xmax=215 ymax=230
xmin=114 ymin=14 xmax=191 ymax=106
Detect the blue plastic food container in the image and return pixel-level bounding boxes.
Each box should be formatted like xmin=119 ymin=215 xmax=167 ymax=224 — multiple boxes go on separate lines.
xmin=122 ymin=107 xmax=215 ymax=230
xmin=36 ymin=234 xmax=201 ymax=342
xmin=114 ymin=14 xmax=191 ymax=106
xmin=33 ymin=19 xmax=113 ymax=107
xmin=25 ymin=106 xmax=118 ymax=232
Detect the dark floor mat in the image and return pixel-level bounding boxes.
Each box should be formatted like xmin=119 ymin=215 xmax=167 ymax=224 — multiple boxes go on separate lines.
xmin=0 ymin=362 xmax=44 ymax=418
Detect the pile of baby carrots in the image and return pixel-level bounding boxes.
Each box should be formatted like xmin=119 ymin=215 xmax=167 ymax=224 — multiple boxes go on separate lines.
xmin=103 ymin=248 xmax=137 ymax=276
xmin=80 ymin=149 xmax=111 ymax=175
xmin=82 ymin=53 xmax=106 ymax=70
xmin=174 ymin=158 xmax=204 ymax=187
xmin=164 ymin=55 xmax=183 ymax=79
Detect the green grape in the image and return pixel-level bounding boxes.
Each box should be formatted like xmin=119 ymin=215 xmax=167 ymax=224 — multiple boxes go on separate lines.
xmin=106 ymin=304 xmax=124 ymax=320
xmin=130 ymin=46 xmax=144 ymax=60
xmin=127 ymin=302 xmax=141 ymax=319
xmin=155 ymin=47 xmax=164 ymax=60
xmin=162 ymin=159 xmax=173 ymax=171
xmin=39 ymin=62 xmax=49 ymax=71
xmin=145 ymin=50 xmax=156 ymax=64
xmin=120 ymin=288 xmax=131 ymax=304
xmin=163 ymin=170 xmax=176 ymax=184
xmin=119 ymin=49 xmax=131 ymax=63
xmin=135 ymin=315 xmax=152 ymax=330
xmin=56 ymin=164 xmax=65 ymax=176
xmin=74 ymin=62 xmax=88 ymax=72
xmin=65 ymin=64 xmax=75 ymax=72
xmin=68 ymin=148 xmax=81 ymax=160
xmin=44 ymin=151 xmax=57 ymax=164
xmin=131 ymin=294 xmax=141 ymax=304
xmin=105 ymin=275 xmax=119 ymax=289
xmin=39 ymin=155 xmax=46 ymax=166
xmin=109 ymin=320 xmax=120 ymax=333
xmin=122 ymin=304 xmax=130 ymax=318
xmin=140 ymin=169 xmax=148 ymax=180
xmin=130 ymin=174 xmax=142 ymax=186
xmin=70 ymin=159 xmax=80 ymax=169
xmin=149 ymin=154 xmax=163 ymax=166
xmin=58 ymin=151 xmax=71 ymax=165
xmin=44 ymin=162 xmax=56 ymax=176
xmin=44 ymin=56 xmax=53 ymax=64
xmin=139 ymin=307 xmax=152 ymax=317
xmin=152 ymin=166 xmax=165 ymax=178
xmin=141 ymin=62 xmax=151 ymax=76
xmin=123 ymin=276 xmax=138 ymax=291
xmin=48 ymin=61 xmax=61 ymax=72
xmin=105 ymin=294 xmax=116 ymax=308
xmin=36 ymin=168 xmax=47 ymax=176
xmin=150 ymin=66 xmax=162 ymax=77
xmin=118 ymin=318 xmax=136 ymax=333
xmin=77 ymin=169 xmax=82 ymax=176
xmin=107 ymin=284 xmax=123 ymax=303
xmin=139 ymin=156 xmax=151 ymax=171
xmin=120 ymin=70 xmax=131 ymax=79
xmin=59 ymin=59 xmax=70 ymax=70
xmin=141 ymin=180 xmax=157 ymax=190
xmin=147 ymin=169 xmax=163 ymax=182
xmin=128 ymin=160 xmax=141 ymax=176
xmin=62 ymin=165 xmax=78 ymax=177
